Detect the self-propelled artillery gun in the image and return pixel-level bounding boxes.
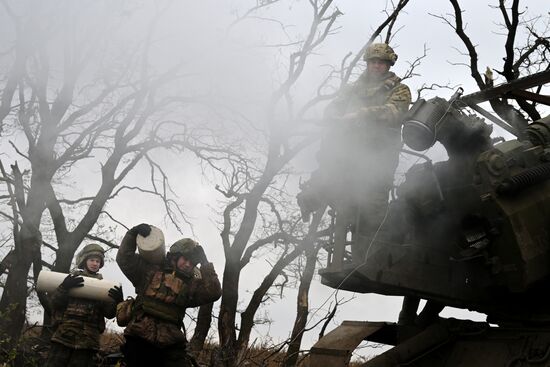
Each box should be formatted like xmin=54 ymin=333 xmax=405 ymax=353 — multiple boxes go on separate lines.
xmin=307 ymin=70 xmax=550 ymax=366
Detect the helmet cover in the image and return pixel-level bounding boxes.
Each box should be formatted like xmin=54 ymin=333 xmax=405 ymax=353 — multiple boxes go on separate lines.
xmin=363 ymin=43 xmax=398 ymax=65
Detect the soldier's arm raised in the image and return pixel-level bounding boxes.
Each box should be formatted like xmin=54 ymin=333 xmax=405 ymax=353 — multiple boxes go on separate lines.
xmin=186 ymin=263 xmax=222 ymax=308
xmin=116 ymin=229 xmax=148 ymax=287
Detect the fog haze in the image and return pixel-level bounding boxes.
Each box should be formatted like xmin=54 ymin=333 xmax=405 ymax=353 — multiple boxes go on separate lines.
xmin=0 ymin=0 xmax=548 ymax=360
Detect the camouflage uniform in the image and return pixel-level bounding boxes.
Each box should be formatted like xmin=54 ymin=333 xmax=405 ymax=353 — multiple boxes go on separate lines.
xmin=45 ymin=246 xmax=116 ymax=367
xmin=116 ymin=229 xmax=222 ymax=367
xmin=299 ymin=43 xmax=411 ymax=261
xmin=320 ymin=68 xmax=412 ymax=194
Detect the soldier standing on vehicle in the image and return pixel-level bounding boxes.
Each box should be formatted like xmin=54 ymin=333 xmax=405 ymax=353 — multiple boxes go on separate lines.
xmin=116 ymin=223 xmax=221 ymax=367
xmin=45 ymin=244 xmax=123 ymax=367
xmin=297 ymin=43 xmax=411 ymax=261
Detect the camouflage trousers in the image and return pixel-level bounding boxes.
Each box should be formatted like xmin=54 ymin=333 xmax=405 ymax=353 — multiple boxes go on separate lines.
xmin=121 ymin=336 xmax=196 ymax=367
xmin=44 ymin=341 xmax=98 ymax=367
xmin=350 ymin=187 xmax=391 ymax=262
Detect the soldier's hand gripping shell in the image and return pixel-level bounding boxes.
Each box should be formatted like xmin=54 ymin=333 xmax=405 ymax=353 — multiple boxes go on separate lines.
xmin=108 ymin=285 xmax=124 ymax=304
xmin=130 ymin=223 xmax=152 ymax=237
xmin=60 ymin=274 xmax=84 ymax=290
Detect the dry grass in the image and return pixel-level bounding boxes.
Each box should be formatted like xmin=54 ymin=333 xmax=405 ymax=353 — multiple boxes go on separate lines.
xmin=11 ymin=327 xmax=371 ymax=366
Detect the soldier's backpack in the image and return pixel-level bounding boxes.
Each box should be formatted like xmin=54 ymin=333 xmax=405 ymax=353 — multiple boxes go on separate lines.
xmin=116 ymin=297 xmax=135 ymax=327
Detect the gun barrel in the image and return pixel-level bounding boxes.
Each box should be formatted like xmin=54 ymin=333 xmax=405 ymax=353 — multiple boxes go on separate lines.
xmin=459 ymin=70 xmax=550 ymax=106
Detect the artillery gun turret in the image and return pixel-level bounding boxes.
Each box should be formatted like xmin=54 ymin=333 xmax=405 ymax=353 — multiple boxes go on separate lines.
xmin=309 ymin=70 xmax=550 ymax=366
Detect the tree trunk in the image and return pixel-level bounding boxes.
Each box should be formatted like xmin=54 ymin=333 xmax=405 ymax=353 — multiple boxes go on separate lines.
xmin=52 ymin=246 xmax=75 ymax=273
xmin=0 ymin=228 xmax=41 ymax=360
xmin=0 ymin=164 xmax=50 ymax=358
xmin=283 ymin=246 xmax=319 ymax=367
xmin=189 ymin=302 xmax=214 ymax=352
xmin=283 ymin=209 xmax=325 ymax=367
xmin=217 ymin=260 xmax=240 ymax=367
xmin=236 ymin=245 xmax=305 ymax=362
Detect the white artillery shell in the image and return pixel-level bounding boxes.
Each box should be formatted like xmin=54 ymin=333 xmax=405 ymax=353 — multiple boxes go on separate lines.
xmin=36 ymin=270 xmax=120 ymax=302
xmin=137 ymin=225 xmax=166 ymax=264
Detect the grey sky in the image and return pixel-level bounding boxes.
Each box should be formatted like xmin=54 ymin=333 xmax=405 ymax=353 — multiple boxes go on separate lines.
xmin=1 ymin=0 xmax=549 ymax=360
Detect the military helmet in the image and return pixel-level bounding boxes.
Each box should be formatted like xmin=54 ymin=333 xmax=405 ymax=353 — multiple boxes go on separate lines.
xmin=76 ymin=243 xmax=105 ymax=269
xmin=168 ymin=238 xmax=197 ymax=258
xmin=363 ymin=43 xmax=398 ymax=65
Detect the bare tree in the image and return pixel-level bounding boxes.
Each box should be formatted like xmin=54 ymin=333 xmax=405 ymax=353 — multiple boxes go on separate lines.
xmin=0 ymin=0 xmax=37 ymax=134
xmin=432 ymin=0 xmax=550 ymax=130
xmin=184 ymin=1 xmax=418 ymax=365
xmin=281 ymin=214 xmax=324 ymax=367
xmin=0 ymin=2 xmax=200 ymax=355
xmin=176 ymin=1 xmax=346 ymax=365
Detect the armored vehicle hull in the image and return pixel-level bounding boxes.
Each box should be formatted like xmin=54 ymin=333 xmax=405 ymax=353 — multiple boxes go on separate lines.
xmin=309 ymin=71 xmax=550 ymax=366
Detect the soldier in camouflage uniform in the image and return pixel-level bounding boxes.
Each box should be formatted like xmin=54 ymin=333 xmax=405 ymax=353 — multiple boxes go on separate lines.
xmin=298 ymin=43 xmax=411 ymax=261
xmin=116 ymin=223 xmax=221 ymax=367
xmin=45 ymin=243 xmax=123 ymax=367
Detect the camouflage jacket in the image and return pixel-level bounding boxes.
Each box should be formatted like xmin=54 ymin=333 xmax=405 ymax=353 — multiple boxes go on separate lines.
xmin=325 ymin=71 xmax=411 ymax=126
xmin=325 ymin=71 xmax=411 ymax=146
xmin=116 ymin=231 xmax=222 ymax=347
xmin=49 ymin=269 xmax=116 ymax=350
xmin=318 ymin=71 xmax=411 ymax=186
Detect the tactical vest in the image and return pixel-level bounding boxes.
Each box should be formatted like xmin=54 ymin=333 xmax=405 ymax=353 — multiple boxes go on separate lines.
xmin=348 ymin=73 xmax=401 ymax=111
xmin=356 ymin=73 xmax=404 ymax=144
xmin=136 ymin=270 xmax=195 ymax=325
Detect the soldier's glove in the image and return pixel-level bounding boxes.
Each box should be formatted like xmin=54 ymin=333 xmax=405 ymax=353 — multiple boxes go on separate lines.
xmin=129 ymin=223 xmax=151 ymax=237
xmin=193 ymin=245 xmax=208 ymax=265
xmin=60 ymin=274 xmax=84 ymax=290
xmin=108 ymin=285 xmax=124 ymax=304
